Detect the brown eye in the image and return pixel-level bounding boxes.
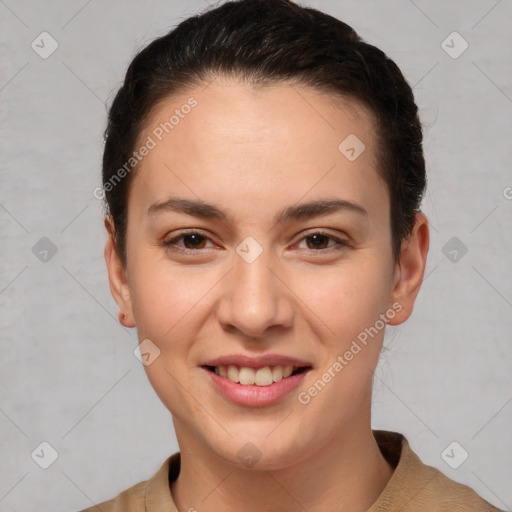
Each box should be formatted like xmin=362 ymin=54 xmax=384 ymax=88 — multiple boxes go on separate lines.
xmin=181 ymin=233 xmax=207 ymax=249
xmin=305 ymin=233 xmax=331 ymax=250
xmin=297 ymin=231 xmax=350 ymax=253
xmin=163 ymin=231 xmax=214 ymax=253
xmin=163 ymin=229 xmax=349 ymax=256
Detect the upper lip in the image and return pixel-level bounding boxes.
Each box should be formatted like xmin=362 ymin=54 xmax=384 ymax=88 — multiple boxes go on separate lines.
xmin=201 ymin=354 xmax=313 ymax=369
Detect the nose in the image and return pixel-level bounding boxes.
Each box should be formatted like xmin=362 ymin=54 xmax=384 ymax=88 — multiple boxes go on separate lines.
xmin=215 ymin=246 xmax=294 ymax=339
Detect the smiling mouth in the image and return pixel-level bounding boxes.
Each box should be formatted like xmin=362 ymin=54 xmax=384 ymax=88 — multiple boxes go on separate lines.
xmin=203 ymin=364 xmax=311 ymax=387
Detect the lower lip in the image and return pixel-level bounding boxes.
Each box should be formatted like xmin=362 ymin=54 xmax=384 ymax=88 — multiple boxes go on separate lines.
xmin=203 ymin=368 xmax=311 ymax=407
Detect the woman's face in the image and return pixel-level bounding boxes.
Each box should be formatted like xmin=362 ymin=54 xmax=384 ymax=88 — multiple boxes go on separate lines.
xmin=106 ymin=78 xmax=426 ymax=469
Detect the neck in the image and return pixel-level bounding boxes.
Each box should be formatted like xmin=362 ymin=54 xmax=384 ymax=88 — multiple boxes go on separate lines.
xmin=170 ymin=416 xmax=394 ymax=512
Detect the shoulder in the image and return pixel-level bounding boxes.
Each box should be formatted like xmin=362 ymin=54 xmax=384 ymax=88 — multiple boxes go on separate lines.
xmin=76 ymin=452 xmax=179 ymax=512
xmin=371 ymin=430 xmax=504 ymax=512
xmin=414 ymin=465 xmax=503 ymax=511
xmin=78 ymin=479 xmax=147 ymax=512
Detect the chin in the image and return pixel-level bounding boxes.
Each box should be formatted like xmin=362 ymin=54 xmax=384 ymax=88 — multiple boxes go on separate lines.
xmin=208 ymin=429 xmax=312 ymax=471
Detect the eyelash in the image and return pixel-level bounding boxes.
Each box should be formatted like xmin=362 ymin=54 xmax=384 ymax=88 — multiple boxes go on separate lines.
xmin=162 ymin=229 xmax=350 ymax=255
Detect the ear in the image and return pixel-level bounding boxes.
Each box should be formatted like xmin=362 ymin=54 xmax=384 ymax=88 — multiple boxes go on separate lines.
xmin=104 ymin=216 xmax=135 ymax=328
xmin=387 ymin=212 xmax=430 ymax=325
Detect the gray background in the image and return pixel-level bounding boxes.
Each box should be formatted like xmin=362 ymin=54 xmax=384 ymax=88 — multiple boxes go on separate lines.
xmin=1 ymin=0 xmax=511 ymax=510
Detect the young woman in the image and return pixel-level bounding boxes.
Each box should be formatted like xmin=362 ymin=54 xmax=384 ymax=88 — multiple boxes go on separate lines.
xmin=82 ymin=0 xmax=503 ymax=510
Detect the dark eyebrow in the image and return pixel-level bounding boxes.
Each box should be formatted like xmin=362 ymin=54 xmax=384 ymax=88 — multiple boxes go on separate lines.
xmin=147 ymin=197 xmax=368 ymax=224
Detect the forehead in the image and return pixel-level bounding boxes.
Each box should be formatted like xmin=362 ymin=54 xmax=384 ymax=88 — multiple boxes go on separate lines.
xmin=128 ymin=78 xmax=387 ymax=226
xmin=142 ymin=77 xmax=378 ymax=152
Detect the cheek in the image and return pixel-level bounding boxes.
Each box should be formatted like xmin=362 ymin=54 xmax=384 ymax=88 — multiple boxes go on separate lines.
xmin=292 ymin=260 xmax=391 ymax=345
xmin=129 ymin=250 xmax=392 ymax=351
xmin=291 ymin=265 xmax=390 ymax=425
xmin=129 ymin=263 xmax=215 ymax=420
xmin=128 ymin=258 xmax=208 ymax=345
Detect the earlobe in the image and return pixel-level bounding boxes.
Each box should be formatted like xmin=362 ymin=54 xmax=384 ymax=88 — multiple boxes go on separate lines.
xmin=387 ymin=212 xmax=430 ymax=326
xmin=104 ymin=216 xmax=136 ymax=328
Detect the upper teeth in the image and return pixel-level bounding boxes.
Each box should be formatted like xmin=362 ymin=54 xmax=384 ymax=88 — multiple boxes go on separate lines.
xmin=214 ymin=365 xmax=295 ymax=386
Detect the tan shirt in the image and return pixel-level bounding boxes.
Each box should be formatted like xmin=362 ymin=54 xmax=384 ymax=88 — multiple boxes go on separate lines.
xmin=80 ymin=430 xmax=503 ymax=511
